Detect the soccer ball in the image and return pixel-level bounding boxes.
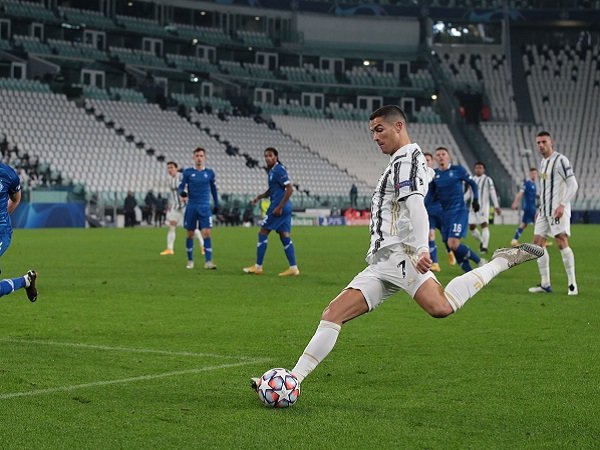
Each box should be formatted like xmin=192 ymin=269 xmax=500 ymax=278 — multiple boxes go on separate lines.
xmin=257 ymin=368 xmax=300 ymax=408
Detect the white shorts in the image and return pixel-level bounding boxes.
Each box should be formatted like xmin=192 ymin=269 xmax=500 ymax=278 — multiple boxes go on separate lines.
xmin=345 ymin=244 xmax=437 ymax=311
xmin=166 ymin=208 xmax=184 ymax=225
xmin=534 ymin=211 xmax=571 ymax=238
xmin=468 ymin=210 xmax=489 ymax=226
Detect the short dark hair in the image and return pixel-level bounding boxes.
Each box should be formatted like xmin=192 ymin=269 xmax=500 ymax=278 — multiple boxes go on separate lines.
xmin=369 ymin=105 xmax=407 ymax=123
xmin=475 ymin=161 xmax=485 ymax=169
xmin=166 ymin=161 xmax=178 ymax=168
xmin=537 ymin=131 xmax=551 ymax=138
xmin=423 ymin=152 xmax=433 ymax=158
xmin=194 ymin=147 xmax=206 ymax=154
xmin=435 ymin=146 xmax=449 ymax=153
xmin=529 ymin=167 xmax=538 ymax=172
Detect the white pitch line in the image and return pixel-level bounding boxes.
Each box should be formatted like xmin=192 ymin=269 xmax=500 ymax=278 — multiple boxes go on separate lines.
xmin=0 ymin=359 xmax=268 ymax=400
xmin=1 ymin=338 xmax=256 ymax=361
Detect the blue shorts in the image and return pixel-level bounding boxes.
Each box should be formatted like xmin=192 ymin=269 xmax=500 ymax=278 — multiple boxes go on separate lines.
xmin=521 ymin=208 xmax=536 ymax=225
xmin=184 ymin=204 xmax=213 ymax=230
xmin=441 ymin=209 xmax=468 ymax=241
xmin=427 ymin=210 xmax=443 ymax=231
xmin=0 ymin=231 xmax=12 ymax=257
xmin=260 ymin=211 xmax=292 ymax=233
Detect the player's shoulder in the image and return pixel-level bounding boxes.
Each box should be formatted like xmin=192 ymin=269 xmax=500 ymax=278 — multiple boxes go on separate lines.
xmin=274 ymin=163 xmax=288 ymax=174
xmin=0 ymin=163 xmax=18 ymax=181
xmin=555 ymin=152 xmax=572 ymax=164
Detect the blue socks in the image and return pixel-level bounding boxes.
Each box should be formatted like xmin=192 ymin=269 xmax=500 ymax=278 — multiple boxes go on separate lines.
xmin=513 ymin=227 xmax=524 ymax=240
xmin=0 ymin=277 xmax=26 ymax=297
xmin=280 ymin=236 xmax=297 ymax=266
xmin=203 ymin=237 xmax=212 ymax=262
xmin=429 ymin=240 xmax=438 ymax=263
xmin=256 ymin=233 xmax=268 ymax=265
xmin=186 ymin=238 xmax=193 ymax=262
xmin=455 ymin=243 xmax=480 ymax=272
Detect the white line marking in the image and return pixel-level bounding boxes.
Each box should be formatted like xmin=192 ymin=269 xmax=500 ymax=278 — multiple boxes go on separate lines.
xmin=1 ymin=338 xmax=255 ymax=360
xmin=0 ymin=359 xmax=268 ymax=400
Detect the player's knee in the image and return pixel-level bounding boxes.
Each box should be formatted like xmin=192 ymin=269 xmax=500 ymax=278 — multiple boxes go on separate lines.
xmin=424 ymin=296 xmax=454 ymax=318
xmin=428 ymin=303 xmax=453 ymax=318
xmin=321 ymin=307 xmax=341 ymax=324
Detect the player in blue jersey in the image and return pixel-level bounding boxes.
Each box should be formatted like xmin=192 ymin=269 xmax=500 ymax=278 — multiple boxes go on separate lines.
xmin=0 ymin=162 xmax=37 ymax=301
xmin=179 ymin=147 xmax=219 ymax=270
xmin=511 ymin=168 xmax=538 ymax=247
xmin=430 ymin=147 xmax=483 ymax=272
xmin=243 ymin=147 xmax=299 ymax=276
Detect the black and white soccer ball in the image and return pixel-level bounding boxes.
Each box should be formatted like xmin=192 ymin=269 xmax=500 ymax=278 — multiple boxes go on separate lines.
xmin=257 ymin=368 xmax=300 ymax=408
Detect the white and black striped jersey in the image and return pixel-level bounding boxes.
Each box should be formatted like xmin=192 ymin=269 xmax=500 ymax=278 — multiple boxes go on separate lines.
xmin=367 ymin=143 xmax=429 ymax=261
xmin=539 ymin=152 xmax=576 ymax=218
xmin=168 ymin=172 xmax=184 ymax=211
xmin=466 ymin=174 xmax=500 ymax=211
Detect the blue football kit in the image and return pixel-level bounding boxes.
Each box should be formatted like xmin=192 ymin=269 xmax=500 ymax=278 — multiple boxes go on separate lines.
xmin=179 ymin=166 xmax=219 ymax=264
xmin=0 ymin=163 xmax=21 ymax=257
xmin=260 ymin=162 xmax=293 ymax=233
xmin=431 ymin=164 xmax=478 ymax=241
xmin=521 ymin=179 xmax=537 ymax=224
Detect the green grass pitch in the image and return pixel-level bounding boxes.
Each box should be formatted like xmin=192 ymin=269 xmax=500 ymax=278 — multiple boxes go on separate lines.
xmin=0 ymin=225 xmax=598 ymax=449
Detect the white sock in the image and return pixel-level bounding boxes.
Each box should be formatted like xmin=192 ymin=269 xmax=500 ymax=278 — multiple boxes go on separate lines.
xmin=482 ymin=227 xmax=490 ymax=249
xmin=167 ymin=226 xmax=176 ymax=250
xmin=537 ymin=248 xmax=551 ymax=287
xmin=560 ymin=247 xmax=576 ymax=287
xmin=444 ymin=259 xmax=506 ymax=311
xmin=24 ymin=276 xmax=30 ymax=288
xmin=194 ymin=229 xmax=204 ymax=249
xmin=471 ymin=228 xmax=482 ymax=243
xmin=292 ymin=320 xmax=341 ymax=383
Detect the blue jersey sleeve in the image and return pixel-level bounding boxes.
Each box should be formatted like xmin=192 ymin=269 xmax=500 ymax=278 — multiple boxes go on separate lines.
xmin=7 ymin=168 xmax=20 ymax=195
xmin=275 ymin=165 xmax=290 ymax=188
xmin=461 ymin=167 xmax=478 ymax=200
xmin=209 ymin=169 xmax=219 ymax=208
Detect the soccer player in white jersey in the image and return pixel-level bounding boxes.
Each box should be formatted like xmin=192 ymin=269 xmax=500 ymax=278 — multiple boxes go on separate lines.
xmin=466 ymin=162 xmax=501 ymax=254
xmin=159 ymin=161 xmax=203 ymax=256
xmin=250 ymin=105 xmax=544 ymax=393
xmin=528 ymin=131 xmax=579 ymax=296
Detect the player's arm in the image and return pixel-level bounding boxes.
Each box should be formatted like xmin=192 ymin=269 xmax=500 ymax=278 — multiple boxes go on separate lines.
xmin=210 ymin=176 xmax=219 ymax=212
xmin=555 ymin=174 xmax=578 ymax=219
xmin=464 ymin=172 xmax=480 ymax=211
xmin=178 ymin=171 xmax=188 ymax=198
xmin=405 ymin=193 xmax=431 ymax=274
xmin=8 ymin=189 xmax=21 ymax=214
xmin=512 ymin=190 xmax=523 ymax=210
xmin=251 ymin=189 xmax=270 ymax=205
xmin=488 ymin=178 xmax=501 ymax=214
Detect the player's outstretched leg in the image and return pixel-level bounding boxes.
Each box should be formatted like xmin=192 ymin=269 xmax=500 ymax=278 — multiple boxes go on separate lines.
xmin=0 ymin=270 xmax=38 ymax=302
xmin=444 ymin=244 xmax=543 ymax=311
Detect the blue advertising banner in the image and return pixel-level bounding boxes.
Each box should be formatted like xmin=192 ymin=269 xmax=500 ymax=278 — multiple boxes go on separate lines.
xmin=11 ymin=203 xmax=86 ymax=228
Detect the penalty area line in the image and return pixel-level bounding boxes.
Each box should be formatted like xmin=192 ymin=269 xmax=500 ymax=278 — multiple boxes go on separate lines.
xmin=0 ymin=358 xmax=270 ymax=400
xmin=1 ymin=338 xmax=257 ymax=361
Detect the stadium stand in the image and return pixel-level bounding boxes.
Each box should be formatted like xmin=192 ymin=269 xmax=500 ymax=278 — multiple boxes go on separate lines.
xmin=0 ymin=86 xmax=164 ymax=204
